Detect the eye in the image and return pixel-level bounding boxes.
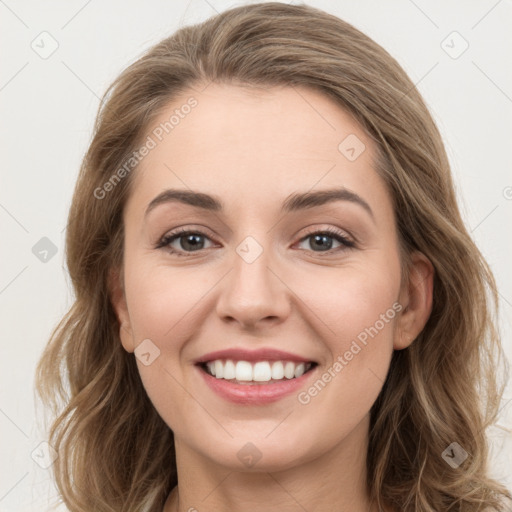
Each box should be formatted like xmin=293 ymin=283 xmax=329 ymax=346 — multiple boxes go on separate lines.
xmin=156 ymin=228 xmax=215 ymax=256
xmin=156 ymin=226 xmax=356 ymax=257
xmin=296 ymin=227 xmax=355 ymax=253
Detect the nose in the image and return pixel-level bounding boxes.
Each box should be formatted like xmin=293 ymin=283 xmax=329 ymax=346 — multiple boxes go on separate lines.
xmin=215 ymin=245 xmax=291 ymax=330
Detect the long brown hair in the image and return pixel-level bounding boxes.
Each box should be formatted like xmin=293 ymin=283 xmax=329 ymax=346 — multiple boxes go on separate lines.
xmin=35 ymin=3 xmax=511 ymax=511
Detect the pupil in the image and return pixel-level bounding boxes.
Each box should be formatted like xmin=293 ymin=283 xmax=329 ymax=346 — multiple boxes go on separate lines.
xmin=311 ymin=234 xmax=332 ymax=251
xmin=182 ymin=234 xmax=204 ymax=251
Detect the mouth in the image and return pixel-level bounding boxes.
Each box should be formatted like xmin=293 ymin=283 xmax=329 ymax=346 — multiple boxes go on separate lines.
xmin=196 ymin=359 xmax=318 ymax=385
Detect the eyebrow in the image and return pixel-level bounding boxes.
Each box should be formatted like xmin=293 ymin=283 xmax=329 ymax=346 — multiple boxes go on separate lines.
xmin=144 ymin=187 xmax=374 ymax=220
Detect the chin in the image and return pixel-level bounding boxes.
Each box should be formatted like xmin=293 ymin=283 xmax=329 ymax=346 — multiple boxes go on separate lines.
xmin=195 ymin=436 xmax=315 ymax=473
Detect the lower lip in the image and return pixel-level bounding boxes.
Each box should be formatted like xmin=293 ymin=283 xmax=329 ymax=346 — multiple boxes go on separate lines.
xmin=196 ymin=364 xmax=317 ymax=405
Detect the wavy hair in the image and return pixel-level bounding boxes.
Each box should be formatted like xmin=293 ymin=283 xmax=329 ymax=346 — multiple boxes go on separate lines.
xmin=35 ymin=2 xmax=511 ymax=511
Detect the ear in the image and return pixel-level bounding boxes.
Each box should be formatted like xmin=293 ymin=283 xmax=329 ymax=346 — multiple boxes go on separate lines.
xmin=394 ymin=251 xmax=434 ymax=350
xmin=108 ymin=267 xmax=135 ymax=353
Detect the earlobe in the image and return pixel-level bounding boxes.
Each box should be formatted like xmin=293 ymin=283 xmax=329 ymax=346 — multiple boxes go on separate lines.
xmin=108 ymin=267 xmax=135 ymax=353
xmin=394 ymin=251 xmax=434 ymax=350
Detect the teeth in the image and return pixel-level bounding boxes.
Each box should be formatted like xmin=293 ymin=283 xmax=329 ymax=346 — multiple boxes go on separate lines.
xmin=203 ymin=359 xmax=313 ymax=382
xmin=253 ymin=361 xmax=272 ymax=382
xmin=294 ymin=362 xmax=306 ymax=378
xmin=206 ymin=361 xmax=216 ymax=376
xmin=223 ymin=359 xmax=236 ymax=380
xmin=214 ymin=360 xmax=223 ymax=379
xmin=235 ymin=361 xmax=253 ymax=381
xmin=284 ymin=361 xmax=295 ymax=379
xmin=271 ymin=361 xmax=284 ymax=380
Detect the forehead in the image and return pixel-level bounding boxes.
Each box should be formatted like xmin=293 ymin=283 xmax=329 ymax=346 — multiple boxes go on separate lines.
xmin=128 ymin=83 xmax=391 ymax=220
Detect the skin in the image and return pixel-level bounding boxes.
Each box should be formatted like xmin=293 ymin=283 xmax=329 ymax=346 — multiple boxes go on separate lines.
xmin=110 ymin=83 xmax=433 ymax=512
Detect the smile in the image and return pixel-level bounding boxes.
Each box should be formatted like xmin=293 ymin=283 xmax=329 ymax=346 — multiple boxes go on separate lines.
xmin=196 ymin=360 xmax=318 ymax=405
xmin=201 ymin=359 xmax=316 ymax=383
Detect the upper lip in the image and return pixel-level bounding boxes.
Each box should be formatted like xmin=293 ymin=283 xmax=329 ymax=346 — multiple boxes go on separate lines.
xmin=194 ymin=348 xmax=316 ymax=365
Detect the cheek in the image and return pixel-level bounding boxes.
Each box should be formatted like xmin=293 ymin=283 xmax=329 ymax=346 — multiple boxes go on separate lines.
xmin=125 ymin=248 xmax=401 ymax=365
xmin=123 ymin=260 xmax=203 ymax=425
xmin=293 ymin=259 xmax=401 ymax=350
xmin=124 ymin=242 xmax=401 ymax=431
xmin=291 ymin=259 xmax=400 ymax=417
xmin=124 ymin=259 xmax=211 ymax=342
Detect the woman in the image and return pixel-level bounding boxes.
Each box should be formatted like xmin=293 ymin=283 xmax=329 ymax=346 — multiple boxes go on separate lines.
xmin=35 ymin=2 xmax=511 ymax=511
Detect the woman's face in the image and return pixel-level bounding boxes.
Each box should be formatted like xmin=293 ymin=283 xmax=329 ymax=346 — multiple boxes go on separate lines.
xmin=112 ymin=83 xmax=429 ymax=472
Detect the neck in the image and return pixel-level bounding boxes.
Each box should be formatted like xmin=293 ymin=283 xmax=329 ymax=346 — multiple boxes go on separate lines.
xmin=163 ymin=414 xmax=385 ymax=512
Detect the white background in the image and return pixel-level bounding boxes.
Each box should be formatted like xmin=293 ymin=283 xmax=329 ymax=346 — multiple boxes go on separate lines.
xmin=0 ymin=0 xmax=511 ymax=510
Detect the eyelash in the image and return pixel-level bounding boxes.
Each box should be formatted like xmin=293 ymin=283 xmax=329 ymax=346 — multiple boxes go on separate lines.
xmin=156 ymin=226 xmax=356 ymax=257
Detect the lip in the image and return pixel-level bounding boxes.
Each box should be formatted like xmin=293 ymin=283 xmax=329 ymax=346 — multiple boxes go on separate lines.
xmin=196 ymin=363 xmax=318 ymax=405
xmin=194 ymin=348 xmax=316 ymax=365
